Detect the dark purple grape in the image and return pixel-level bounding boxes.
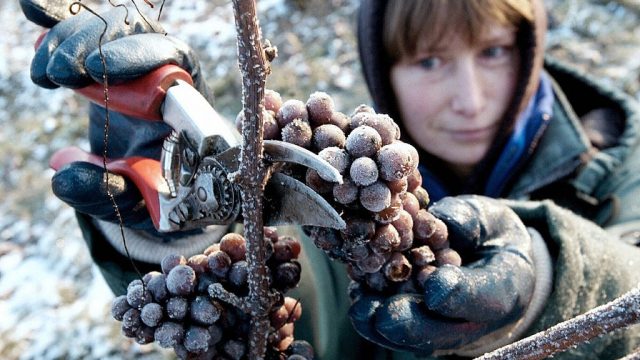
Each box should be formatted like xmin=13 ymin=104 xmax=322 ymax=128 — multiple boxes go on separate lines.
xmin=227 ymin=260 xmax=249 ymax=290
xmin=407 ymin=167 xmax=422 ymax=193
xmin=350 ymin=110 xmax=376 ymax=129
xmin=411 ymin=246 xmax=436 ymax=267
xmin=264 ymin=226 xmax=280 ymax=242
xmin=190 ymin=296 xmax=222 ymax=326
xmin=401 ymin=192 xmax=420 ymax=220
xmin=350 ymin=157 xmax=378 ymax=187
xmin=166 ymin=264 xmax=196 ymax=296
xmin=184 ymin=325 xmax=211 ymax=354
xmin=277 ymin=99 xmax=308 ymax=127
xmin=127 ymin=283 xmax=151 ymax=309
xmin=329 ymin=111 xmax=350 ymax=132
xmin=350 ymin=104 xmax=375 ymax=116
xmin=345 ymin=125 xmax=382 ymax=158
xmin=305 ymin=169 xmax=334 ymax=194
xmin=313 ymin=124 xmax=346 ymax=150
xmin=332 ymin=178 xmax=359 ymax=205
xmin=273 ymin=236 xmax=301 ymax=262
xmin=344 ymin=242 xmax=370 ymax=262
xmin=140 ymin=303 xmax=163 ymax=327
xmin=208 ymin=250 xmax=232 ymax=278
xmin=374 ymin=194 xmax=403 ymax=224
xmin=365 ymin=271 xmax=389 ymax=292
xmin=425 ymin=218 xmax=449 ymax=249
xmin=346 ymin=263 xmax=366 ymax=282
xmin=288 ymin=354 xmax=309 ymax=360
xmin=220 ymin=233 xmax=247 ymax=262
xmin=340 ymin=217 xmax=376 ymax=242
xmin=413 ymin=209 xmax=438 ymax=241
xmin=416 ymin=265 xmax=438 ymax=285
xmin=203 ymin=243 xmax=220 ymax=256
xmin=146 ymin=272 xmax=168 ymax=303
xmin=318 ymin=146 xmax=350 ymax=176
xmin=377 ymin=142 xmax=415 ymax=182
xmin=196 ymin=273 xmax=216 ymax=294
xmin=122 ymin=308 xmax=142 ymax=333
xmin=161 ymin=254 xmax=187 ymax=275
xmin=263 ymin=112 xmax=281 ymax=140
xmin=135 ymin=325 xmax=155 ymax=345
xmin=281 ymin=119 xmax=313 ymax=149
xmin=359 ymin=181 xmax=391 ymax=212
xmin=154 ymin=321 xmax=185 ymax=349
xmin=208 ymin=324 xmax=223 ymax=346
xmin=356 ymin=252 xmax=386 ymax=273
xmin=435 ymin=248 xmax=462 ymax=267
xmin=166 ymin=296 xmax=189 ymax=320
xmin=369 ymin=224 xmax=400 ymax=254
xmin=111 ymin=295 xmax=131 ymax=321
xmin=265 ymin=89 xmax=283 ymax=113
xmin=287 ymin=339 xmax=315 ymax=359
xmin=310 ymin=228 xmax=343 ymax=252
xmin=224 ymin=339 xmax=247 ymax=360
xmin=273 ymin=261 xmax=302 ymax=291
xmin=306 ymin=91 xmax=335 ymax=127
xmin=386 ymin=178 xmax=408 ymax=194
xmin=187 ymin=254 xmax=210 ymax=274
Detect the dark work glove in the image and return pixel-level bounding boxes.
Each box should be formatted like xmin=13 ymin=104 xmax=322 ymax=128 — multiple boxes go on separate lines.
xmin=22 ymin=0 xmax=211 ymax=231
xmin=349 ymin=195 xmax=536 ymax=355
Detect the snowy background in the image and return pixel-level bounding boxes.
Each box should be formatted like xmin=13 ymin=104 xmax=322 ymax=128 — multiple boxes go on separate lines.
xmin=2 ymin=0 xmax=640 ymax=359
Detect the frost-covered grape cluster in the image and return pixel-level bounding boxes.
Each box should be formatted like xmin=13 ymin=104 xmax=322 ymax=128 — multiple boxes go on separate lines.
xmin=111 ymin=227 xmax=314 ymax=360
xmin=239 ymin=90 xmax=462 ymax=294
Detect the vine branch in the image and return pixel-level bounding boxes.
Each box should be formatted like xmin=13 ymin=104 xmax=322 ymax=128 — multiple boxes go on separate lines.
xmin=475 ymin=286 xmax=640 ymax=360
xmin=230 ymin=0 xmax=274 ymax=358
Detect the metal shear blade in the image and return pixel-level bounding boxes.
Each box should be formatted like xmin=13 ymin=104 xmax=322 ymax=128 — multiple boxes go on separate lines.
xmin=158 ymin=80 xmax=345 ymax=232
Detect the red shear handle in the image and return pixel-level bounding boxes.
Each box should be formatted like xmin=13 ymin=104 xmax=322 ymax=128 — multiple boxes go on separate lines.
xmin=35 ymin=30 xmax=193 ymax=121
xmin=76 ymin=64 xmax=193 ymax=121
xmin=50 ymin=147 xmax=164 ymax=230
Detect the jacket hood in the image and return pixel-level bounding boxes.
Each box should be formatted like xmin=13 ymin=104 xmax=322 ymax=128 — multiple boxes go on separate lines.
xmin=357 ymin=0 xmax=548 ymax=191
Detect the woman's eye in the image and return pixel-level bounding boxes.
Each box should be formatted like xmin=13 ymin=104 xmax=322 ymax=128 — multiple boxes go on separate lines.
xmin=481 ymin=46 xmax=510 ymax=59
xmin=418 ymin=57 xmax=441 ymax=70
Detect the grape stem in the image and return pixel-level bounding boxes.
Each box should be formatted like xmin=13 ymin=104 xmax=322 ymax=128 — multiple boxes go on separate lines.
xmin=229 ymin=0 xmax=276 ymax=358
xmin=475 ymin=285 xmax=640 ymax=359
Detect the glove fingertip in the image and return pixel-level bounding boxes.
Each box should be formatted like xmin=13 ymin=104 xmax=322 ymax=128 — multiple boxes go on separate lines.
xmin=52 ymin=162 xmax=109 ymax=203
xmin=47 ymin=53 xmax=92 ymax=88
xmin=20 ymin=0 xmax=70 ymax=28
xmin=422 ymin=265 xmax=464 ymax=311
xmin=348 ymin=296 xmax=402 ymax=350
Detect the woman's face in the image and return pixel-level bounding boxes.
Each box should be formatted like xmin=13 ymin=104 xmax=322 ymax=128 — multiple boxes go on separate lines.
xmin=390 ymin=23 xmax=520 ymax=177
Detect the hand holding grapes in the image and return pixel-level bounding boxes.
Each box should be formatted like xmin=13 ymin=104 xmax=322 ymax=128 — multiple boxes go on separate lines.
xmin=348 ymin=196 xmax=537 ymax=355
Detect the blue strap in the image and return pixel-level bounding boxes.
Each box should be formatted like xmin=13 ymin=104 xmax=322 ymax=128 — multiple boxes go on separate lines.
xmin=484 ymin=72 xmax=555 ymax=196
xmin=419 ymin=73 xmax=555 ymax=201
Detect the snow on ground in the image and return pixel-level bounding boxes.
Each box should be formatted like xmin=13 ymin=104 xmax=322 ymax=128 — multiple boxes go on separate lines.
xmin=1 ymin=0 xmax=640 ymax=359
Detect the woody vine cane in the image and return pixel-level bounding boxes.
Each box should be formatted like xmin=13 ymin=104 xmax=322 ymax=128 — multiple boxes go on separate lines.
xmin=219 ymin=0 xmax=275 ymax=358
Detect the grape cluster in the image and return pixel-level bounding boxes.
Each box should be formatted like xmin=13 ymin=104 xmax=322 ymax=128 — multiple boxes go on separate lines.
xmin=239 ymin=90 xmax=462 ymax=294
xmin=111 ymin=227 xmax=314 ymax=360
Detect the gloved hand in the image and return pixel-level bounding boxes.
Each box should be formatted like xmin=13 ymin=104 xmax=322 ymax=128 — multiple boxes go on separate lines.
xmin=22 ymin=0 xmax=211 ymax=231
xmin=349 ymin=195 xmax=536 ymax=355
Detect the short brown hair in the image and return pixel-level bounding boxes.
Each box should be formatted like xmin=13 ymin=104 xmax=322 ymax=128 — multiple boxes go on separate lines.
xmin=383 ymin=0 xmax=534 ymax=62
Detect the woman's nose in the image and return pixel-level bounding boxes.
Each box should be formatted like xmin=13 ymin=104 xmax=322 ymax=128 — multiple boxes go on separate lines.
xmin=450 ymin=59 xmax=485 ymax=117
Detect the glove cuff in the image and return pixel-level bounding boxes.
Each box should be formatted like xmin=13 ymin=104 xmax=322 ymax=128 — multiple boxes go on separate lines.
xmin=443 ymin=227 xmax=554 ymax=357
xmin=94 ymin=219 xmax=228 ymax=263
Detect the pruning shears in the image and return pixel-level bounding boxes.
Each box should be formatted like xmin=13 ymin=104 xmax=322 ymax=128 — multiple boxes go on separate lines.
xmin=49 ymin=64 xmax=346 ymax=232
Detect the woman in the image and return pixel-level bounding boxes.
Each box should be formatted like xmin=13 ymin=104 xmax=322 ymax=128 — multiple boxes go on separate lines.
xmin=353 ymin=0 xmax=640 ymax=358
xmin=21 ymin=0 xmax=640 ymax=358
